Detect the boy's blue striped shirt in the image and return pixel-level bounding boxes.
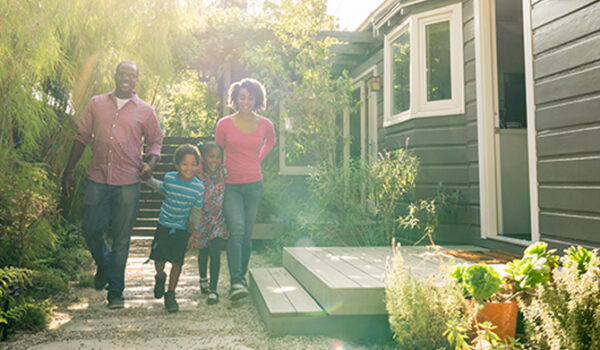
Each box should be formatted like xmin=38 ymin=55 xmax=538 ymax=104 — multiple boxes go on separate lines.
xmin=158 ymin=171 xmax=204 ymax=232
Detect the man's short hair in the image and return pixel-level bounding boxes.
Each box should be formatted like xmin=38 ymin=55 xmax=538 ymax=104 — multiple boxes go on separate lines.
xmin=227 ymin=78 xmax=267 ymax=111
xmin=173 ymin=144 xmax=200 ymax=165
xmin=115 ymin=61 xmax=139 ymax=77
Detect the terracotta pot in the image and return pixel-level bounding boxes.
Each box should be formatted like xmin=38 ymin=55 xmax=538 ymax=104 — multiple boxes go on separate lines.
xmin=477 ymin=301 xmax=518 ymax=341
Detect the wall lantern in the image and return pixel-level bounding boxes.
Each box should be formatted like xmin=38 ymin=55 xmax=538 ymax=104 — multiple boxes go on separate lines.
xmin=369 ymin=76 xmax=382 ymax=91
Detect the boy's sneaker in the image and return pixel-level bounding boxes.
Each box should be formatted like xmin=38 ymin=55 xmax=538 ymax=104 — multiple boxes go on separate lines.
xmin=207 ymin=290 xmax=219 ymax=305
xmin=94 ymin=267 xmax=108 ymax=291
xmin=154 ymin=273 xmax=166 ymax=299
xmin=164 ymin=291 xmax=179 ymax=313
xmin=228 ymin=283 xmax=248 ymax=301
xmin=199 ymin=278 xmax=210 ymax=295
xmin=107 ymin=291 xmax=124 ymax=309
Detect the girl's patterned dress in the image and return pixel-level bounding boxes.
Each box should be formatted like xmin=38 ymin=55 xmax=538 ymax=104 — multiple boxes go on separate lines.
xmin=192 ymin=166 xmax=227 ymax=248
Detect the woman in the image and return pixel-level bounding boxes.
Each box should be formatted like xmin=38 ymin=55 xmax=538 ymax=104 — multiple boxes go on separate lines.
xmin=215 ymin=78 xmax=276 ymax=300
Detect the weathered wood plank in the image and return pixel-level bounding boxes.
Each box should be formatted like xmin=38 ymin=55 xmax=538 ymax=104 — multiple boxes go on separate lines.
xmin=535 ymin=32 xmax=600 ymax=79
xmin=538 ymin=158 xmax=600 ymax=183
xmin=536 ymin=94 xmax=600 ymax=130
xmin=250 ymin=268 xmax=295 ymax=315
xmin=539 ymin=187 xmax=600 ymax=213
xmin=533 ymin=2 xmax=600 ymax=54
xmin=532 ymin=0 xmax=596 ymax=29
xmin=540 ymin=212 xmax=600 ymax=244
xmin=268 ymin=267 xmax=322 ymax=315
xmin=321 ymin=247 xmax=387 ymax=283
xmin=537 ymin=126 xmax=600 ymax=157
xmin=535 ymin=64 xmax=600 ymax=105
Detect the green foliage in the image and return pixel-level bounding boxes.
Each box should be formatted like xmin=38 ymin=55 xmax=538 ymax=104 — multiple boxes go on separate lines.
xmin=563 ymin=246 xmax=593 ymax=276
xmin=0 ymin=267 xmax=33 ymax=326
xmin=24 ymin=270 xmax=69 ymax=300
xmin=520 ymin=248 xmax=600 ymax=350
xmin=157 ymin=71 xmax=221 ymax=137
xmin=385 ymin=244 xmax=470 ymax=349
xmin=451 ymin=264 xmax=502 ymax=303
xmin=505 ymin=242 xmax=558 ymax=294
xmin=243 ymin=0 xmax=354 ymax=169
xmin=0 ymin=149 xmax=59 ymax=267
xmin=3 ymin=301 xmax=50 ymax=333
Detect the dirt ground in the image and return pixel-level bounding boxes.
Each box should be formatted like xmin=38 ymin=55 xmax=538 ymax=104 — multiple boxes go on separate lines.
xmin=1 ymin=237 xmax=394 ymax=350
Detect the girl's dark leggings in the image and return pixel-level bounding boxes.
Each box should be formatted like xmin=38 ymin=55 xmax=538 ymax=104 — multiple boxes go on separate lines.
xmin=197 ymin=237 xmax=223 ymax=291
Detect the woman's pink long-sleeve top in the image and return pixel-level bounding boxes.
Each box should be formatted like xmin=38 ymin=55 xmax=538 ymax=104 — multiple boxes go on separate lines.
xmin=215 ymin=116 xmax=276 ymax=184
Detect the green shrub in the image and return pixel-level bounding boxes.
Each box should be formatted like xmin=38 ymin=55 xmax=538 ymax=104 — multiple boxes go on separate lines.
xmin=520 ymin=247 xmax=600 ymax=350
xmin=385 ymin=244 xmax=469 ymax=349
xmin=0 ymin=149 xmax=59 ymax=267
xmin=4 ymin=302 xmax=49 ymax=332
xmin=24 ymin=269 xmax=69 ymax=299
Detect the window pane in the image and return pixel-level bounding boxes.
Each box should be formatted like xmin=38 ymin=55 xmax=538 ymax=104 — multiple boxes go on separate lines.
xmin=391 ymin=30 xmax=410 ymax=114
xmin=426 ymin=21 xmax=451 ymax=101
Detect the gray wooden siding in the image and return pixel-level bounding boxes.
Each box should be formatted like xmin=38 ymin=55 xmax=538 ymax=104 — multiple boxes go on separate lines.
xmin=533 ymin=0 xmax=600 ymax=246
xmin=361 ymin=0 xmax=480 ymax=243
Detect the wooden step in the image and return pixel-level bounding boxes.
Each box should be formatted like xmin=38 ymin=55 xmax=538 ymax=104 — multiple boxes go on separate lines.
xmin=138 ymin=208 xmax=160 ymax=218
xmin=135 ymin=218 xmax=158 ymax=227
xmin=249 ymin=267 xmax=391 ymax=340
xmin=282 ymin=246 xmax=389 ymax=315
xmin=131 ymin=227 xmax=156 ymax=236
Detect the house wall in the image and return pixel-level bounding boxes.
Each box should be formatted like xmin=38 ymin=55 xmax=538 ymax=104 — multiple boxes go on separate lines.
xmin=532 ymin=0 xmax=600 ymax=247
xmin=352 ymin=0 xmax=484 ymax=245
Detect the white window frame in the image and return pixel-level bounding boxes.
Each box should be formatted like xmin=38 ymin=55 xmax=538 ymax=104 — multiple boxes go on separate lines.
xmin=384 ymin=3 xmax=464 ymax=126
xmin=278 ymin=104 xmax=314 ymax=175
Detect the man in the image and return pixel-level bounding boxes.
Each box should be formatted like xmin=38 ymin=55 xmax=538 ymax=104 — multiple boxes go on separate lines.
xmin=63 ymin=61 xmax=163 ymax=309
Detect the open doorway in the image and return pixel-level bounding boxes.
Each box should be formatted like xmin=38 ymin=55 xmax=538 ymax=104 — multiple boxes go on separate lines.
xmin=476 ymin=0 xmax=534 ymax=243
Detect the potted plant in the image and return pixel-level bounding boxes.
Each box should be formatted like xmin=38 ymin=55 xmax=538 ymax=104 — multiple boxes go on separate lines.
xmin=450 ymin=263 xmax=519 ymax=342
xmin=503 ymin=242 xmax=559 ymax=304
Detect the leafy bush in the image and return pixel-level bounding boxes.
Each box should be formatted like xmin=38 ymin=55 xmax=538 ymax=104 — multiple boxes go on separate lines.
xmin=520 ymin=247 xmax=600 ymax=349
xmin=0 ymin=149 xmax=59 ymax=267
xmin=385 ymin=243 xmax=469 ymax=349
xmin=3 ymin=302 xmax=49 ymax=333
xmin=24 ymin=269 xmax=69 ymax=300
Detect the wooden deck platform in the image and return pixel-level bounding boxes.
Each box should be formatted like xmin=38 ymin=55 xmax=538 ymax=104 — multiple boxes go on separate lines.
xmin=250 ymin=245 xmax=510 ymax=339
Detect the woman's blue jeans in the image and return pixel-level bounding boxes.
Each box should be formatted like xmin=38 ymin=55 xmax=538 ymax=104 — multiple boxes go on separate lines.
xmin=81 ymin=180 xmax=140 ymax=294
xmin=224 ymin=180 xmax=263 ymax=286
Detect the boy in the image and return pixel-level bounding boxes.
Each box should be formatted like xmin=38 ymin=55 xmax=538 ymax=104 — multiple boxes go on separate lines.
xmin=143 ymin=144 xmax=204 ymax=312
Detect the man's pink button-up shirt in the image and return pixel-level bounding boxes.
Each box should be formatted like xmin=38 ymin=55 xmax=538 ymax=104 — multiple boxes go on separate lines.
xmin=75 ymin=92 xmax=163 ymax=186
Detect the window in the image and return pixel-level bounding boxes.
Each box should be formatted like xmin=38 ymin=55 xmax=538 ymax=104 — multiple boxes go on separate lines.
xmin=384 ymin=3 xmax=464 ymax=126
xmin=278 ymin=110 xmax=315 ymax=175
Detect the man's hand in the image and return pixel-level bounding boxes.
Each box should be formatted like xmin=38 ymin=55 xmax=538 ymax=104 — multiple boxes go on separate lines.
xmin=139 ymin=162 xmax=152 ymax=181
xmin=62 ymin=171 xmax=75 ymax=198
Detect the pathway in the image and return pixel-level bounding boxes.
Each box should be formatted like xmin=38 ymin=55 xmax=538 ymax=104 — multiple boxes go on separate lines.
xmin=2 ymin=238 xmax=389 ymax=350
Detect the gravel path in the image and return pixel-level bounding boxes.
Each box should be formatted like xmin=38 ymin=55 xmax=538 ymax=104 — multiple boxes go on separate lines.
xmin=2 ymin=238 xmax=393 ymax=349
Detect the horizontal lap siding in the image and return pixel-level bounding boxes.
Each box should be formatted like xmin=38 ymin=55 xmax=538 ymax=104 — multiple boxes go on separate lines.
xmin=533 ymin=0 xmax=600 ymax=246
xmin=381 ymin=0 xmax=479 ymax=241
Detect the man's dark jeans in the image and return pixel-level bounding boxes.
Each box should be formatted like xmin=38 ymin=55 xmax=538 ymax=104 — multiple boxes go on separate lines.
xmin=82 ymin=180 xmax=140 ymax=294
xmin=224 ymin=180 xmax=263 ymax=285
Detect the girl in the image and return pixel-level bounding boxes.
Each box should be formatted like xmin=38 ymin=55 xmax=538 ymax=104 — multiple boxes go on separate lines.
xmin=191 ymin=142 xmax=227 ymax=305
xmin=215 ymin=78 xmax=276 ymax=300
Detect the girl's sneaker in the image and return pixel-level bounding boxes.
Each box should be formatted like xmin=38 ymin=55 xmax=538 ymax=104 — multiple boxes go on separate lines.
xmin=199 ymin=278 xmax=209 ymax=295
xmin=207 ymin=290 xmax=219 ymax=305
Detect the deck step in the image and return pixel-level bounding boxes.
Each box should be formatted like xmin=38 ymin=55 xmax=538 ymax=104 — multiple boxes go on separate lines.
xmin=249 ymin=267 xmax=391 ymax=340
xmin=282 ymin=246 xmax=388 ymax=315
